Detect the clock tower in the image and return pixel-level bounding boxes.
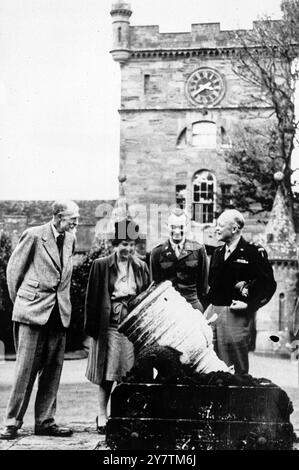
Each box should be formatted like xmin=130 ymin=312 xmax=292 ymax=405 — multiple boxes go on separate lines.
xmin=110 ymin=4 xmax=274 ymax=249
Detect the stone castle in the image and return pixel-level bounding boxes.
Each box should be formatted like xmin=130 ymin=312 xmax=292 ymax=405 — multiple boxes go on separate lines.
xmin=110 ymin=2 xmax=277 ymax=249
xmin=109 ymin=2 xmax=299 ymax=355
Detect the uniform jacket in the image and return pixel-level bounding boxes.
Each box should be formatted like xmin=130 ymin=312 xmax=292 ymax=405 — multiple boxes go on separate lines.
xmin=150 ymin=239 xmax=208 ymax=310
xmin=6 ymin=222 xmax=76 ymax=328
xmin=208 ymin=236 xmax=276 ymax=313
xmin=84 ymin=253 xmax=150 ymax=384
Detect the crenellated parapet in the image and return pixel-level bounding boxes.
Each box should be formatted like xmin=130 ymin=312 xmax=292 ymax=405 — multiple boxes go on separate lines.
xmin=129 ymin=22 xmax=282 ymax=58
xmin=110 ymin=3 xmax=284 ymax=64
xmin=128 ymin=23 xmax=255 ymax=53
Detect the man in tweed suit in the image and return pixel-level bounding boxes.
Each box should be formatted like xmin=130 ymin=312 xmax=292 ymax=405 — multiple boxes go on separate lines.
xmin=0 ymin=200 xmax=79 ymax=439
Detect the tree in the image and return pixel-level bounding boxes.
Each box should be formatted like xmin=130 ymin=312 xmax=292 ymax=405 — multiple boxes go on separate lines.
xmin=224 ymin=122 xmax=283 ymax=213
xmin=67 ymin=240 xmax=112 ymax=351
xmin=0 ymin=231 xmax=13 ymax=353
xmin=227 ymin=0 xmax=299 ymax=211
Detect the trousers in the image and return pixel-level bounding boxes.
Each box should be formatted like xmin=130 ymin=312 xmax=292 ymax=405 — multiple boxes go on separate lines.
xmin=206 ymin=304 xmax=250 ymax=374
xmin=4 ymin=303 xmax=66 ymax=428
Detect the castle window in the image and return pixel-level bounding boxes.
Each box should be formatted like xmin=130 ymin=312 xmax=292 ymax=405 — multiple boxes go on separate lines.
xmin=192 ymin=170 xmax=215 ymax=224
xmin=221 ymin=184 xmax=234 ymax=210
xmin=175 ymin=185 xmax=187 ymax=209
xmin=267 ymin=233 xmax=274 ymax=243
xmin=118 ymin=27 xmax=122 ymax=42
xmin=176 ymin=127 xmax=187 ymax=148
xmin=144 ymin=74 xmax=150 ymax=94
xmin=192 ymin=122 xmax=216 ymax=148
xmin=220 ymin=126 xmax=232 ymax=148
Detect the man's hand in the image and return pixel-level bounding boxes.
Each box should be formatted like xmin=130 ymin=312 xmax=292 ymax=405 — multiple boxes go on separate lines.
xmin=230 ymin=300 xmax=248 ymax=312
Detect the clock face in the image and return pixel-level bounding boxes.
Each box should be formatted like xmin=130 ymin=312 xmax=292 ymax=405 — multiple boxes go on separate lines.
xmin=186 ymin=68 xmax=225 ymax=107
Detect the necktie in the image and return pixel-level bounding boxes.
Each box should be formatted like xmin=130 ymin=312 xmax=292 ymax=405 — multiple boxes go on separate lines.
xmin=175 ymin=244 xmax=181 ymax=258
xmin=224 ymin=246 xmax=231 ymax=261
xmin=56 ymin=234 xmax=64 ymax=267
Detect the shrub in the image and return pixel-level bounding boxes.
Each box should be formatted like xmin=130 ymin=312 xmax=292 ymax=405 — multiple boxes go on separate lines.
xmin=0 ymin=231 xmax=14 ymax=353
xmin=67 ymin=240 xmax=111 ymax=351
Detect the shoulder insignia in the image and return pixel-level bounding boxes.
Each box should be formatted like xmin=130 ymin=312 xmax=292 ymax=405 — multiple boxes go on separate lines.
xmin=249 ymin=242 xmax=266 ymax=257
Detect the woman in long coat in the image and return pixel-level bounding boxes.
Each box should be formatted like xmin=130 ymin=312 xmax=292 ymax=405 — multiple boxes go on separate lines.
xmin=84 ymin=219 xmax=150 ymax=432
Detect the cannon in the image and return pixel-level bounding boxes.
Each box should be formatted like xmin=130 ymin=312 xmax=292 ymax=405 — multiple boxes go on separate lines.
xmin=105 ymin=282 xmax=294 ymax=450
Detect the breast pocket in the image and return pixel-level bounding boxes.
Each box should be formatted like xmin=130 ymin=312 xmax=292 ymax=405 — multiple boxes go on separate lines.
xmin=184 ymin=259 xmax=199 ymax=276
xmin=185 ymin=260 xmax=198 ymax=268
xmin=177 ymin=259 xmax=198 ymax=283
xmin=233 ymin=260 xmax=250 ymax=280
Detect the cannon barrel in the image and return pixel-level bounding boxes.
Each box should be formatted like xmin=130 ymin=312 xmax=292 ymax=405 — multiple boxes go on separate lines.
xmin=119 ymin=281 xmax=229 ymax=373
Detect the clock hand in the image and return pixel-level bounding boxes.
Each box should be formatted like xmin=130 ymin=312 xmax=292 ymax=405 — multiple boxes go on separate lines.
xmin=201 ymin=81 xmax=213 ymax=91
xmin=192 ymin=81 xmax=213 ymax=97
xmin=192 ymin=85 xmax=206 ymax=97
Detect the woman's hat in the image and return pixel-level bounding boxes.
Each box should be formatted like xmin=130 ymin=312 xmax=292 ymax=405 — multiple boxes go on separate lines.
xmin=110 ymin=219 xmax=140 ymax=246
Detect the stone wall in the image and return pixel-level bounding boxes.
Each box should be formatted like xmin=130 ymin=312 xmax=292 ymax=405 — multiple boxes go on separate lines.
xmin=120 ymin=57 xmax=267 ymax=110
xmin=0 ymin=200 xmax=115 ymax=252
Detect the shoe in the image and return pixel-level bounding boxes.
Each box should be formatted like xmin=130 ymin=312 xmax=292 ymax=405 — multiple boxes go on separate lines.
xmin=96 ymin=416 xmax=106 ymax=434
xmin=0 ymin=426 xmax=18 ymax=440
xmin=34 ymin=424 xmax=73 ymax=437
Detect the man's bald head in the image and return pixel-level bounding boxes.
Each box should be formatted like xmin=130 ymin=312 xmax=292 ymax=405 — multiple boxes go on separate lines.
xmin=52 ymin=200 xmax=80 ymax=234
xmin=215 ymin=209 xmax=245 ymax=244
xmin=218 ymin=210 xmax=245 ymax=229
xmin=52 ymin=200 xmax=79 ymax=218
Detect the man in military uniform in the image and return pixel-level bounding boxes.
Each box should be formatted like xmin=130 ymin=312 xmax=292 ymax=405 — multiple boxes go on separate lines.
xmin=150 ymin=208 xmax=208 ymax=312
xmin=207 ymin=209 xmax=276 ymax=374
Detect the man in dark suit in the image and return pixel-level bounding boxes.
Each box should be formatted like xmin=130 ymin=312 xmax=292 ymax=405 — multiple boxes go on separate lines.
xmin=0 ymin=200 xmax=79 ymax=440
xmin=207 ymin=209 xmax=276 ymax=374
xmin=150 ymin=208 xmax=208 ymax=312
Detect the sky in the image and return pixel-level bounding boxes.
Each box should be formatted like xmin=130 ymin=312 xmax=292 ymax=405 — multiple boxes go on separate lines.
xmin=0 ymin=0 xmax=295 ymax=200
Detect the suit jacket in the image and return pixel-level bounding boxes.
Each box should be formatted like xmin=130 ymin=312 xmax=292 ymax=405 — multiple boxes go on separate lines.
xmin=150 ymin=239 xmax=208 ymax=310
xmin=84 ymin=253 xmax=150 ymax=384
xmin=6 ymin=222 xmax=76 ymax=328
xmin=208 ymin=236 xmax=276 ymax=313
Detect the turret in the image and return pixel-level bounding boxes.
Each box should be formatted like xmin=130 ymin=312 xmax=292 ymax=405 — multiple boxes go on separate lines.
xmin=110 ymin=2 xmax=132 ymax=65
xmin=255 ymin=172 xmax=298 ymax=357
